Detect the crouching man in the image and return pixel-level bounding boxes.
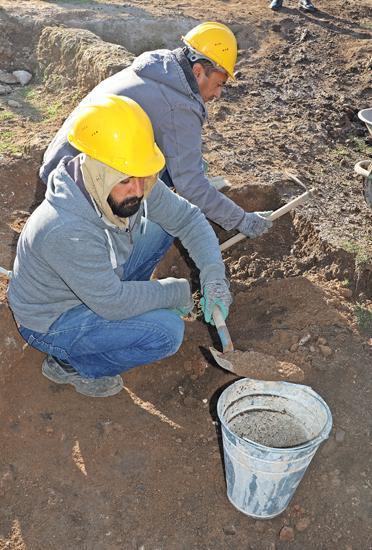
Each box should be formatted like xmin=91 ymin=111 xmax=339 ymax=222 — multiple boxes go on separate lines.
xmin=7 ymin=95 xmax=232 ymax=397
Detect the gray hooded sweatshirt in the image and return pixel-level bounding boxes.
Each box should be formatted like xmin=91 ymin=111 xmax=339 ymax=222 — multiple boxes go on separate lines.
xmin=8 ymin=158 xmax=225 ymax=332
xmin=39 ymin=48 xmax=245 ymax=231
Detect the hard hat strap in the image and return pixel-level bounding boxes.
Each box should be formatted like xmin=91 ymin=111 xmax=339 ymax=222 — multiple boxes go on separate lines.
xmin=183 ymin=44 xmax=227 ymax=76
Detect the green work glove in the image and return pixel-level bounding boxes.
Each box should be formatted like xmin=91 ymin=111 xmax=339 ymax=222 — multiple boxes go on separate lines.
xmin=200 ymin=279 xmax=232 ymax=325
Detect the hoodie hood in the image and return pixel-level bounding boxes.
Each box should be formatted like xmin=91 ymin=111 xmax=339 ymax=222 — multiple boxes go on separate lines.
xmin=45 ymin=157 xmax=153 ymax=233
xmin=45 ymin=157 xmax=101 ymax=226
xmin=132 ymin=48 xmax=204 ymax=105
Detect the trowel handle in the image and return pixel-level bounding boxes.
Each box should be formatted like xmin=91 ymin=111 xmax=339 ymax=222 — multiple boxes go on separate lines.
xmin=212 ymin=306 xmax=234 ymax=353
xmin=220 ymin=189 xmax=313 ymax=252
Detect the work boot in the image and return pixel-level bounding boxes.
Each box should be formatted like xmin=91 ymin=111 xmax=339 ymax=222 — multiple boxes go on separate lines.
xmin=42 ymin=355 xmax=124 ymax=397
xmin=270 ymin=0 xmax=283 ymax=9
xmin=299 ymin=0 xmax=316 ymax=11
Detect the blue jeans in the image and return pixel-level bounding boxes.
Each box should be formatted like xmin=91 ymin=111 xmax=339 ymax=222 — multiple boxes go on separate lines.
xmin=19 ymin=221 xmax=182 ymax=378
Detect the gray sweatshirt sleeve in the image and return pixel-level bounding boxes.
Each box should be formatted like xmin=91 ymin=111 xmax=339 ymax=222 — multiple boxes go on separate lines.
xmin=42 ymin=225 xmax=191 ymax=321
xmin=159 ymin=106 xmax=245 ymax=231
xmin=147 ymin=180 xmax=226 ymax=286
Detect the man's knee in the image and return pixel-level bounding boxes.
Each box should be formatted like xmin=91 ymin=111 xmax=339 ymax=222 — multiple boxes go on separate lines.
xmin=155 ymin=310 xmax=185 ymax=356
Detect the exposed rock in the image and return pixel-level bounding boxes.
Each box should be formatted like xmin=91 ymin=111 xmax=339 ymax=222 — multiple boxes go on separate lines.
xmin=0 ymin=70 xmax=18 ymax=84
xmin=12 ymin=69 xmax=32 ymax=86
xmin=7 ymin=99 xmax=21 ymax=108
xmin=0 ymin=84 xmax=12 ymax=95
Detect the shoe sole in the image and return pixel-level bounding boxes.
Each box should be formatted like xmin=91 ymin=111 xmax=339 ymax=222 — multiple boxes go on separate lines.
xmin=42 ymin=359 xmax=124 ymax=398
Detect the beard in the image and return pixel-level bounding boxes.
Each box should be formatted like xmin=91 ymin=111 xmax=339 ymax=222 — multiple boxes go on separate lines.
xmin=107 ymin=195 xmax=143 ymax=218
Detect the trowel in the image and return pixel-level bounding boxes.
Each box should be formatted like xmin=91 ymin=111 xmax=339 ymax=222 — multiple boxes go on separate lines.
xmin=210 ymin=187 xmax=313 ymax=378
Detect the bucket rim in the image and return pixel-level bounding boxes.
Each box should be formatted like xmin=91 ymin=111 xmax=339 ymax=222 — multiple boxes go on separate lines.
xmin=358 ymin=108 xmax=372 ymax=135
xmin=358 ymin=108 xmax=372 ymax=125
xmin=217 ymin=378 xmax=333 ymax=453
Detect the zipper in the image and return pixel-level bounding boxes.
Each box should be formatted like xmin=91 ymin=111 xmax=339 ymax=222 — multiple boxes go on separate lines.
xmin=127 ymin=225 xmax=133 ymax=244
xmin=126 ymin=209 xmax=142 ymax=244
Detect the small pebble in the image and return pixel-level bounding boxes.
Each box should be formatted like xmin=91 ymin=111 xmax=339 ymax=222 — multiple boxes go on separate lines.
xmin=279 ymin=526 xmax=295 ymax=541
xmin=295 ymin=517 xmax=311 ymax=532
xmin=223 ymin=525 xmax=236 ymax=536
xmin=298 ymin=334 xmax=311 ymax=346
xmin=317 ymin=337 xmax=327 ymax=345
xmin=335 ymin=429 xmax=346 ymax=442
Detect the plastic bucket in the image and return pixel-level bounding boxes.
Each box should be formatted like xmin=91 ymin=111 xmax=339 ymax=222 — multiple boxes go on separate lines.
xmin=358 ymin=108 xmax=372 ymax=136
xmin=217 ymin=378 xmax=332 ymax=519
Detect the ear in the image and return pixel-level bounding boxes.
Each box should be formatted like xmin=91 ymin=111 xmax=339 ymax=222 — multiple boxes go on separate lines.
xmin=192 ymin=63 xmax=203 ymax=80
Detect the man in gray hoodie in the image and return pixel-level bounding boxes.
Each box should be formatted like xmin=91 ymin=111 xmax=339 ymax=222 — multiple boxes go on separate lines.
xmin=8 ymin=95 xmax=232 ymax=397
xmin=40 ymin=21 xmax=272 ymax=240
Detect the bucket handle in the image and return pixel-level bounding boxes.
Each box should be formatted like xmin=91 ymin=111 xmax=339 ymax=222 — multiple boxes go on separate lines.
xmin=354 ymin=160 xmax=371 ymax=178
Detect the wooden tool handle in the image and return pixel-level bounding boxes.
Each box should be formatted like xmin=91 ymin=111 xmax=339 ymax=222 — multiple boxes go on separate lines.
xmin=267 ymin=190 xmax=312 ymax=220
xmin=212 ymin=306 xmax=234 ymax=353
xmin=220 ymin=189 xmax=313 ymax=252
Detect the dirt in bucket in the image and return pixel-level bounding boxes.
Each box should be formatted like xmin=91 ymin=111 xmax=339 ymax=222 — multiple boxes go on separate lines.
xmin=228 ymin=409 xmax=312 ymax=448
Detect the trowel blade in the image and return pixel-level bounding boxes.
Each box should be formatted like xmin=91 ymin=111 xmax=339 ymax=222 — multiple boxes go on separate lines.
xmin=209 ymin=346 xmax=237 ymax=374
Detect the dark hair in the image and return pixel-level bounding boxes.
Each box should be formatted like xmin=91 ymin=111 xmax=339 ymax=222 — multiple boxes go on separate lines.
xmin=183 ymin=46 xmax=216 ymax=77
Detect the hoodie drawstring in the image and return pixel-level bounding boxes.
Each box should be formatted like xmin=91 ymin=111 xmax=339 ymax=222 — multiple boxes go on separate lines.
xmin=104 ymin=230 xmax=118 ymax=270
xmin=142 ymin=199 xmax=148 ymax=235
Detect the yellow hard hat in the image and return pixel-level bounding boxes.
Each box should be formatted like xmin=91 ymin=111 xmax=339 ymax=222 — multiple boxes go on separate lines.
xmin=68 ymin=94 xmax=165 ymax=177
xmin=183 ymin=21 xmax=237 ymax=80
